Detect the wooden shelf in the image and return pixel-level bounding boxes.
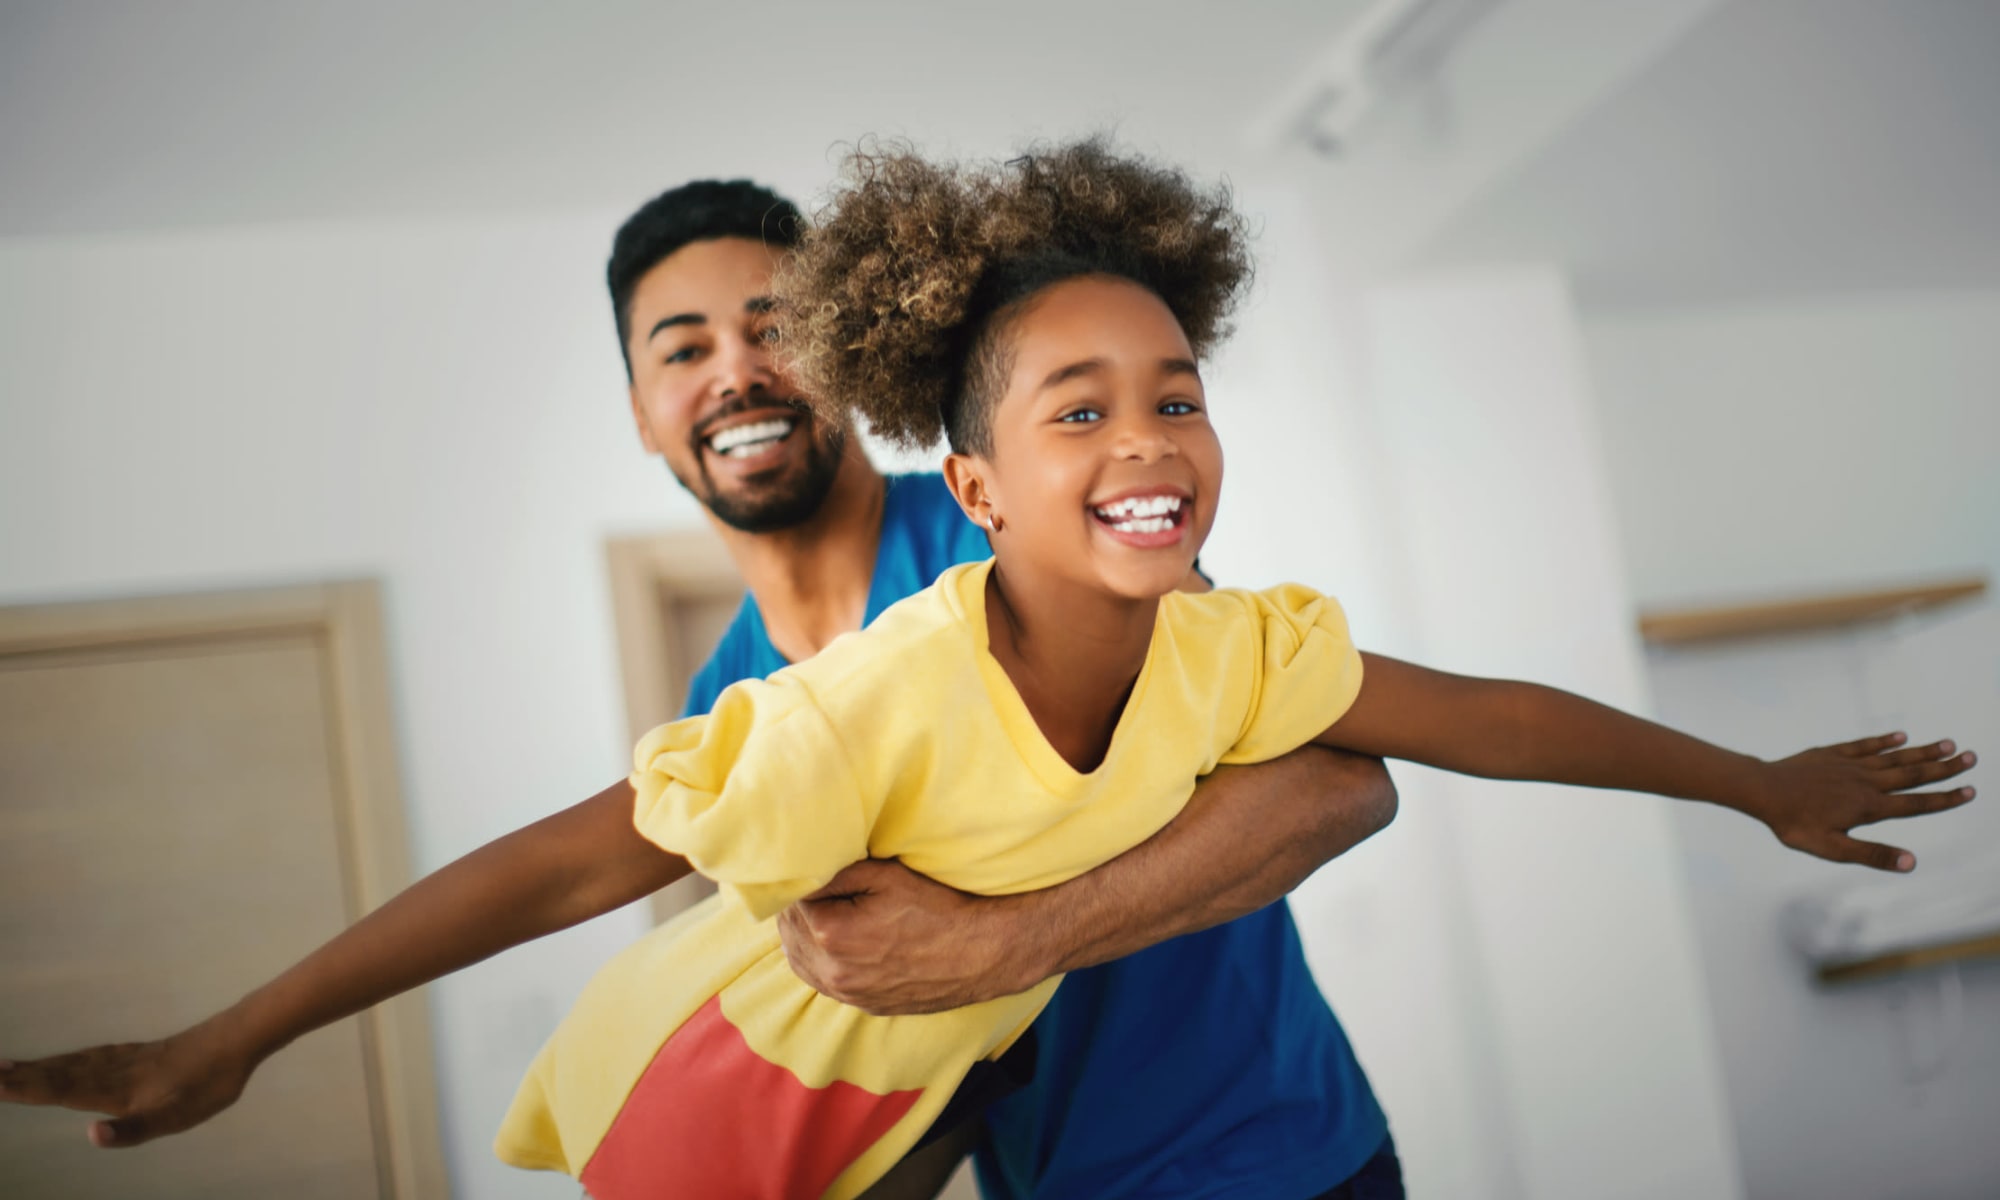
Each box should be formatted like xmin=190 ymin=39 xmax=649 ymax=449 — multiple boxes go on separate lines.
xmin=1639 ymin=577 xmax=1988 ymax=646
xmin=1816 ymin=928 xmax=2000 ymax=986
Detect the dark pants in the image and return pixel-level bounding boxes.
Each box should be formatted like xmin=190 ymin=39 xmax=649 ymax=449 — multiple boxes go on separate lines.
xmin=1311 ymin=1134 xmax=1405 ymax=1200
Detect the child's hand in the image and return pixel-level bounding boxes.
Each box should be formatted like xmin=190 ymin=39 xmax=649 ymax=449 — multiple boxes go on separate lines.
xmin=1741 ymin=732 xmax=1977 ymax=871
xmin=0 ymin=1016 xmax=256 ymax=1148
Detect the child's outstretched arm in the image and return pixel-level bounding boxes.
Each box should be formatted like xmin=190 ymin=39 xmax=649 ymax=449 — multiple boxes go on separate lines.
xmin=1317 ymin=654 xmax=1979 ymax=872
xmin=0 ymin=780 xmax=687 ymax=1148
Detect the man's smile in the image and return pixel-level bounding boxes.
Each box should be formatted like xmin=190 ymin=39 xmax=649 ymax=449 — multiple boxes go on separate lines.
xmin=706 ymin=415 xmax=798 ymax=459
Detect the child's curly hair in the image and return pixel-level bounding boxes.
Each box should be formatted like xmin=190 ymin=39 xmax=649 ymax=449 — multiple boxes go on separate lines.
xmin=772 ymin=137 xmax=1253 ymax=453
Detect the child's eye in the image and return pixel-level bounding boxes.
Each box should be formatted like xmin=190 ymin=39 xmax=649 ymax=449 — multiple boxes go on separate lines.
xmin=1160 ymin=399 xmax=1201 ymax=416
xmin=1057 ymin=408 xmax=1103 ymax=424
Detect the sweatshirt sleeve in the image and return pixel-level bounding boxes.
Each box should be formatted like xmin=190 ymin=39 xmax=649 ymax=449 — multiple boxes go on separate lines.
xmin=1218 ymin=584 xmax=1366 ymax=766
xmin=628 ymin=676 xmax=873 ymax=921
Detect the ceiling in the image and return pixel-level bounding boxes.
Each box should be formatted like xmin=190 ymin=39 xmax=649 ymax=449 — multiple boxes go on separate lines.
xmin=0 ymin=0 xmax=1370 ymax=237
xmin=1418 ymin=0 xmax=2000 ymax=308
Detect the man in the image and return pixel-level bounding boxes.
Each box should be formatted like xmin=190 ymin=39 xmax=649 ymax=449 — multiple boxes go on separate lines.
xmin=617 ymin=179 xmax=1404 ymax=1198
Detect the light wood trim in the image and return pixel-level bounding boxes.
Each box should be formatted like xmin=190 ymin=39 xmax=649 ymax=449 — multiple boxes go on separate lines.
xmin=320 ymin=582 xmax=450 ymax=1200
xmin=1816 ymin=928 xmax=2000 ymax=986
xmin=0 ymin=581 xmax=448 ymax=1199
xmin=604 ymin=528 xmax=743 ymax=745
xmin=1639 ymin=577 xmax=1988 ymax=646
xmin=0 ymin=584 xmax=335 ymax=653
xmin=604 ymin=528 xmax=743 ymax=925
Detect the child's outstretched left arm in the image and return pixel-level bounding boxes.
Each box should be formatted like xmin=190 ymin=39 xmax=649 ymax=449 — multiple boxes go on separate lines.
xmin=1317 ymin=654 xmax=1979 ymax=872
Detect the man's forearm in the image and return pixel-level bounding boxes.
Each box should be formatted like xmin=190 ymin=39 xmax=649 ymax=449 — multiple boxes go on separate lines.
xmin=1007 ymin=745 xmax=1396 ymax=981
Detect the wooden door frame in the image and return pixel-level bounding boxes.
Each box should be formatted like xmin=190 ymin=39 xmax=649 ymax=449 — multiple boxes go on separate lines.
xmin=603 ymin=527 xmax=744 ymax=743
xmin=0 ymin=581 xmax=448 ymax=1200
xmin=603 ymin=528 xmax=744 ymax=924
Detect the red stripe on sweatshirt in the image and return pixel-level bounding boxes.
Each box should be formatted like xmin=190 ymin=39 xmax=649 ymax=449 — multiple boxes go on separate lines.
xmin=580 ymin=994 xmax=923 ymax=1199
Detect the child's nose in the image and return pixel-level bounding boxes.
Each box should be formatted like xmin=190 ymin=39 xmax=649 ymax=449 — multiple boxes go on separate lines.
xmin=1114 ymin=422 xmax=1178 ymax=464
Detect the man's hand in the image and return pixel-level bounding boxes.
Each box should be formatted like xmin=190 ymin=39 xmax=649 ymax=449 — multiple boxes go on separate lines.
xmin=779 ymin=745 xmax=1396 ymax=1017
xmin=1740 ymin=732 xmax=1977 ymax=872
xmin=0 ymin=1015 xmax=257 ymax=1148
xmin=778 ymin=861 xmax=1034 ymax=1015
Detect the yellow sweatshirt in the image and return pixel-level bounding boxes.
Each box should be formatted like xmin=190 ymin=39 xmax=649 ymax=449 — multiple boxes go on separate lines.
xmin=496 ymin=559 xmax=1364 ymax=1200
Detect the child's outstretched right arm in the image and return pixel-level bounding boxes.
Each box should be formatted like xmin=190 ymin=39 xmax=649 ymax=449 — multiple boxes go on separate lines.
xmin=0 ymin=779 xmax=688 ymax=1149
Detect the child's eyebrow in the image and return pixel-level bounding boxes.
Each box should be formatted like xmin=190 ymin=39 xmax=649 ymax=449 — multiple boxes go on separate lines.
xmin=1036 ymin=357 xmax=1202 ymax=391
xmin=1037 ymin=358 xmax=1105 ymax=391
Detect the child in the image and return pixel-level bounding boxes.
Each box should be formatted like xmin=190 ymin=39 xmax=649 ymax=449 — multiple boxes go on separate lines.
xmin=0 ymin=140 xmax=1977 ymax=1200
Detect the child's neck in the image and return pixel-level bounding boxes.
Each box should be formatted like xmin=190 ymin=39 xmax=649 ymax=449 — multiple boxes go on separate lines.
xmin=985 ymin=560 xmax=1161 ymax=774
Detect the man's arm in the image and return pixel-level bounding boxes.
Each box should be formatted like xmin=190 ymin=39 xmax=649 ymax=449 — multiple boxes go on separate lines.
xmin=778 ymin=745 xmax=1395 ymax=1016
xmin=0 ymin=780 xmax=687 ymax=1147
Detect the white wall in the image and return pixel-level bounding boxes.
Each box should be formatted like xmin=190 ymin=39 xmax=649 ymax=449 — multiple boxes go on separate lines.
xmin=1583 ymin=291 xmax=2000 ymax=610
xmin=1647 ymin=602 xmax=2000 ymax=1200
xmin=0 ymin=213 xmax=693 ymax=1200
xmin=1575 ymin=290 xmax=2000 ymax=1198
xmin=1360 ymin=267 xmax=1741 ymax=1199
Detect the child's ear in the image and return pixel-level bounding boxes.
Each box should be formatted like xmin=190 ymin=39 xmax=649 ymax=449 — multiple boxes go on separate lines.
xmin=942 ymin=453 xmax=995 ymax=531
xmin=630 ymin=385 xmax=662 ymax=455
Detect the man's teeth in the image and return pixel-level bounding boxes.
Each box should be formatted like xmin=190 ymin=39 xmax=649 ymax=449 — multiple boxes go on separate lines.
xmin=708 ymin=418 xmax=795 ymax=457
xmin=1093 ymin=494 xmax=1184 ymax=533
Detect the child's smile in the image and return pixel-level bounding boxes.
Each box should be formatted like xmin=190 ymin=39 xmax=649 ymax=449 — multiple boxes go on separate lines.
xmin=1088 ymin=485 xmax=1193 ymax=549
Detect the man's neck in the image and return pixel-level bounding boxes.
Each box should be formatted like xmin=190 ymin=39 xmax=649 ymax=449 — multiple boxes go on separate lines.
xmin=712 ymin=447 xmax=887 ymax=665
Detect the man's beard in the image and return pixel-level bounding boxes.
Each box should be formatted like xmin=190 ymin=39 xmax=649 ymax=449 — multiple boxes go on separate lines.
xmin=676 ymin=398 xmax=848 ymax=534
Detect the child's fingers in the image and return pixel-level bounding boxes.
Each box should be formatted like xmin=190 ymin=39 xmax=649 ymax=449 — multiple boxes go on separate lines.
xmin=1866 ymin=739 xmax=1958 ymax=769
xmin=90 ymin=1114 xmax=155 ymax=1149
xmin=0 ymin=1056 xmax=80 ymax=1106
xmin=1818 ymin=834 xmax=1916 ymax=873
xmin=0 ymin=1049 xmax=130 ymax=1113
xmin=1831 ymin=731 xmax=1907 ymax=758
xmin=1874 ymin=751 xmax=1977 ymax=791
xmin=1855 ymin=786 xmax=1977 ymax=825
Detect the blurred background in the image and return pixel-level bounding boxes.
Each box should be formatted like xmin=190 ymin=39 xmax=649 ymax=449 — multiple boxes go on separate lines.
xmin=1 ymin=1 xmax=1996 ymax=1198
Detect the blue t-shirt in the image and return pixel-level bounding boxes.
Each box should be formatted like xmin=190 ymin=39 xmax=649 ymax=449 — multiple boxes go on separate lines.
xmin=681 ymin=472 xmax=1387 ymax=1200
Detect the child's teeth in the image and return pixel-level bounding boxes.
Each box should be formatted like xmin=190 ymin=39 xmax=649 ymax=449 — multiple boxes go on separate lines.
xmin=1095 ymin=495 xmax=1183 ymax=520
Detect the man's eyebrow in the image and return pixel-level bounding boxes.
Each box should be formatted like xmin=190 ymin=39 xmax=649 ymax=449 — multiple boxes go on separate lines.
xmin=647 ymin=313 xmax=705 ymax=340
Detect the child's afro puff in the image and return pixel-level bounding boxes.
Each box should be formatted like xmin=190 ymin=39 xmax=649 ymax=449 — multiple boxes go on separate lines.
xmin=773 ymin=137 xmax=1252 ymax=452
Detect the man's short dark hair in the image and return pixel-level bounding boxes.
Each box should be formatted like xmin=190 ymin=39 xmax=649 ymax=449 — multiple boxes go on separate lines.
xmin=607 ymin=179 xmax=802 ymax=378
